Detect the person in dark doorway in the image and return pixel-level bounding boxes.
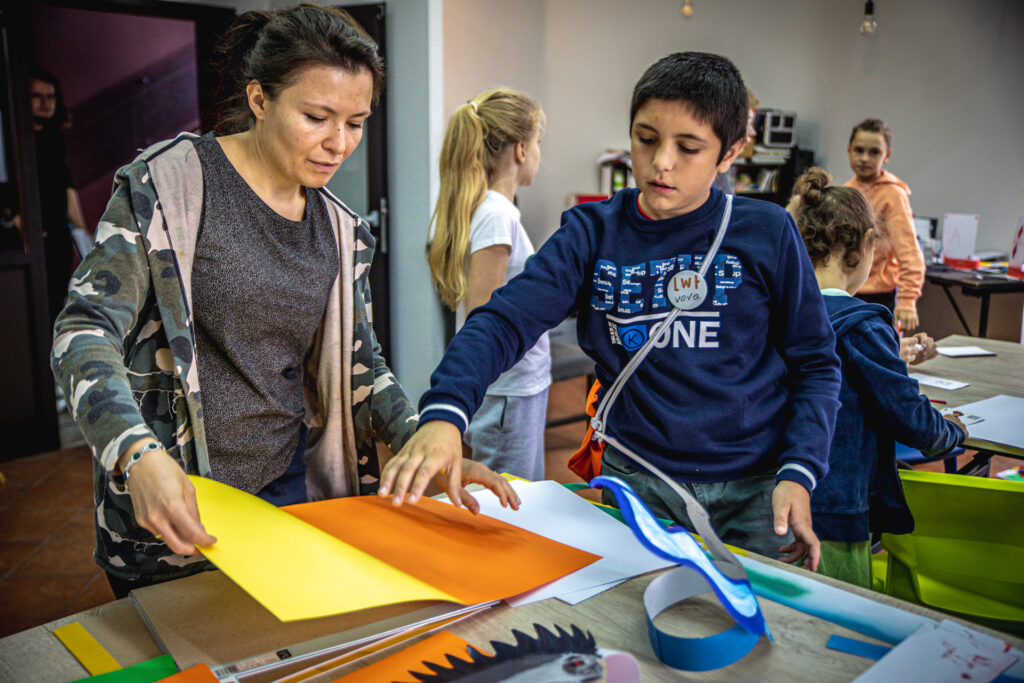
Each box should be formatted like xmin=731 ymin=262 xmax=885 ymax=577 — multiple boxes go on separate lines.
xmin=25 ymin=68 xmax=88 ymax=329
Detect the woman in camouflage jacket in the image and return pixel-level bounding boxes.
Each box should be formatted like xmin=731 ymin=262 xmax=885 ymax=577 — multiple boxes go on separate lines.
xmin=51 ymin=5 xmax=516 ymax=594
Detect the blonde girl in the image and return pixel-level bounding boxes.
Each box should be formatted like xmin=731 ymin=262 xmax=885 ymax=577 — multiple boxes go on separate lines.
xmin=844 ymin=119 xmax=925 ymax=333
xmin=427 ymin=89 xmax=550 ymax=480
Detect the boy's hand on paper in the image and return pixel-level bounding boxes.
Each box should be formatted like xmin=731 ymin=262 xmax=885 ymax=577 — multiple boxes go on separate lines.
xmin=379 ymin=420 xmax=464 ymax=508
xmin=944 ymin=413 xmax=968 ymax=438
xmin=894 ymin=309 xmax=919 ymax=335
xmin=772 ymin=480 xmax=820 ymax=571
xmin=124 ymin=449 xmax=217 ymax=555
xmin=900 ymin=332 xmax=937 ymax=365
xmin=459 ymin=458 xmax=521 ymax=512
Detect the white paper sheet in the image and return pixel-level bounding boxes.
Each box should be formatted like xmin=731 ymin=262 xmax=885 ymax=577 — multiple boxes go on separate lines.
xmin=909 ymin=373 xmax=969 ymax=390
xmin=943 ymin=394 xmax=1024 ymax=451
xmin=936 ymin=345 xmax=997 ymax=357
xmin=853 ymin=620 xmax=1017 ymax=682
xmin=453 ymin=480 xmax=674 ymax=606
xmin=941 ymin=213 xmax=979 ymax=259
xmin=556 ymin=579 xmax=627 ymax=605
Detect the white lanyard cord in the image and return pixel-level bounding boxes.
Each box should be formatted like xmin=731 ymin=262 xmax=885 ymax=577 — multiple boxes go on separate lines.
xmin=590 ymin=194 xmax=743 ymax=571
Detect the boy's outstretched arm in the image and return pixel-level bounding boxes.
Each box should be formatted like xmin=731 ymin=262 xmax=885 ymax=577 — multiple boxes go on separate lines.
xmin=772 ymin=480 xmax=820 ymax=571
xmin=378 ymin=420 xmax=521 ymax=511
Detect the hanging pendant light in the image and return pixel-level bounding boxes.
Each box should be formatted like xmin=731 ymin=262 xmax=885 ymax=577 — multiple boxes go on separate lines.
xmin=681 ymin=0 xmax=695 ymax=19
xmin=859 ymin=0 xmax=877 ymax=35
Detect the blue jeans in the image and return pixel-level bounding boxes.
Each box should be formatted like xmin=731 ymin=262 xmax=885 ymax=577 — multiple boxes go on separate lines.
xmin=255 ymin=423 xmax=308 ymax=506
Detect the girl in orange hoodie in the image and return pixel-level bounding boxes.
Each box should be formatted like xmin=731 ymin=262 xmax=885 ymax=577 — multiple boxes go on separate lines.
xmin=844 ymin=119 xmax=925 ymax=332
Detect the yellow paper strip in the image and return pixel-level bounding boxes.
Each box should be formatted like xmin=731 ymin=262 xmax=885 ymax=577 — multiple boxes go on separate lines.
xmin=53 ymin=622 xmax=121 ymax=675
xmin=188 ymin=476 xmax=459 ymax=622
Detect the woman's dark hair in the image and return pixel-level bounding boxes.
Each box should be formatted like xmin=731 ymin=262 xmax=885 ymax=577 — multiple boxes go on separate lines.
xmin=792 ymin=167 xmax=876 ymax=270
xmin=848 ymin=118 xmax=892 ymax=149
xmin=30 ymin=67 xmax=69 ymax=130
xmin=629 ymin=52 xmax=748 ymax=162
xmin=214 ymin=3 xmax=386 ymax=134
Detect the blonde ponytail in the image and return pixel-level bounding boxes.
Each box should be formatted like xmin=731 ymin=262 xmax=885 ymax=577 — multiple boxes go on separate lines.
xmin=428 ymin=89 xmax=544 ymax=310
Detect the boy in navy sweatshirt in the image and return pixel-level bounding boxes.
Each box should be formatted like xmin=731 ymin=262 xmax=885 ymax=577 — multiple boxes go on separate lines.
xmin=380 ymin=53 xmax=841 ymax=569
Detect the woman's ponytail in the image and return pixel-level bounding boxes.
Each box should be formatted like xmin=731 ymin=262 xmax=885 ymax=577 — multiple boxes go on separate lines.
xmin=213 ymin=11 xmax=271 ymax=134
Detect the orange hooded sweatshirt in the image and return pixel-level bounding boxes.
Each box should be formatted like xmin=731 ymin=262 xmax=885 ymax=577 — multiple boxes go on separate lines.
xmin=844 ymin=170 xmax=925 ymax=314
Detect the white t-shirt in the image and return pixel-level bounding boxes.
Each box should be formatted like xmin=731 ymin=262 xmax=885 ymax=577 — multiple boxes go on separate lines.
xmin=456 ymin=191 xmax=551 ymax=397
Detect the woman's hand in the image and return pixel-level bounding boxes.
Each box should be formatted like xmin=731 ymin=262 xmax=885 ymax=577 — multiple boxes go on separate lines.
xmin=456 ymin=459 xmax=521 ymax=513
xmin=379 ymin=421 xmax=464 ymax=507
xmin=772 ymin=480 xmax=820 ymax=571
xmin=120 ymin=442 xmax=216 ymax=555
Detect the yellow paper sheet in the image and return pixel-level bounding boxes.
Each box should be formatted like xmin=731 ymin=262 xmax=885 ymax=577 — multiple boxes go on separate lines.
xmin=189 ymin=476 xmax=458 ymax=622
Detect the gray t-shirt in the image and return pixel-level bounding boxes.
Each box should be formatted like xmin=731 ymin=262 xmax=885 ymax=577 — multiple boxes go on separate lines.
xmin=191 ymin=133 xmax=339 ymax=493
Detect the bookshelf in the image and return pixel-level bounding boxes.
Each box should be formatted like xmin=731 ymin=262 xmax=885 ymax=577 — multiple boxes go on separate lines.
xmin=731 ymin=146 xmax=815 ymax=207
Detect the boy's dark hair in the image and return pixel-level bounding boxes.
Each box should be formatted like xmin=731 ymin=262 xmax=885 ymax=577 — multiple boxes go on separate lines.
xmin=629 ymin=52 xmax=747 ymax=162
xmin=849 ymin=118 xmax=892 ymax=150
xmin=214 ymin=3 xmax=386 ymax=134
xmin=792 ymin=167 xmax=876 ymax=270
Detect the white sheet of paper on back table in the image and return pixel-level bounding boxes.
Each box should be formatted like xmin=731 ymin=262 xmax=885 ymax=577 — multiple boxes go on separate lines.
xmin=946 ymin=395 xmax=1024 ymax=451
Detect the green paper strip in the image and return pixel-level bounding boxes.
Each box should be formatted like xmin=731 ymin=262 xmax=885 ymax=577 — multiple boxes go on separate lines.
xmin=74 ymin=654 xmax=178 ymax=683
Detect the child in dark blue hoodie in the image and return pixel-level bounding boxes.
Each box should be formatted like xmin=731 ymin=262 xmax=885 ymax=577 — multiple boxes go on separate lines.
xmin=791 ymin=167 xmax=967 ymax=588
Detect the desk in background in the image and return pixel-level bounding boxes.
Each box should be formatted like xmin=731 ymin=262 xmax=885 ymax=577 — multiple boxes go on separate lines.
xmin=925 ymin=267 xmax=1024 ymax=338
xmin=914 ymin=335 xmax=1024 ymax=469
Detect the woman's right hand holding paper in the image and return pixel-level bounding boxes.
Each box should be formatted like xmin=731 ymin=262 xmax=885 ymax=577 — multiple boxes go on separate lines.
xmin=120 ymin=441 xmax=217 ymax=555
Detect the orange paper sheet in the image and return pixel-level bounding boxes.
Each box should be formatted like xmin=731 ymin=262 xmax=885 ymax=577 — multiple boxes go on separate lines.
xmin=156 ymin=663 xmax=218 ymax=682
xmin=333 ymin=630 xmax=487 ymax=682
xmin=283 ymin=495 xmax=598 ymax=605
xmin=190 ymin=475 xmax=599 ymax=622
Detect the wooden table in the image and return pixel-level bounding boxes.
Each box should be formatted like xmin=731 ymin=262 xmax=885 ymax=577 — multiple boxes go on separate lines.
xmin=2 ymin=556 xmax=1022 ymax=683
xmin=913 ymin=334 xmax=1024 ymax=465
xmin=926 ymin=268 xmax=1024 ymax=337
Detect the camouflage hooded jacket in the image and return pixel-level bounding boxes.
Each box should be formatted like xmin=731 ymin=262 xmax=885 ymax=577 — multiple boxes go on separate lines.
xmin=51 ymin=134 xmax=418 ymax=582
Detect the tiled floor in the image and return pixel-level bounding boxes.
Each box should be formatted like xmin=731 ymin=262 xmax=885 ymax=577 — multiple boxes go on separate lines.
xmin=0 ymin=375 xmax=1017 ymax=640
xmin=0 ymin=443 xmax=113 ymax=638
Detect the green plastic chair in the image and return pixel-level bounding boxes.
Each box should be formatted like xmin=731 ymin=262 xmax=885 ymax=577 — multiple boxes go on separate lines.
xmin=880 ymin=470 xmax=1024 ymax=635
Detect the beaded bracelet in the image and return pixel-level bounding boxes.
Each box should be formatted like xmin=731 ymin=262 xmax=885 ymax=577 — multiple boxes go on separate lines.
xmin=123 ymin=441 xmax=162 ymax=483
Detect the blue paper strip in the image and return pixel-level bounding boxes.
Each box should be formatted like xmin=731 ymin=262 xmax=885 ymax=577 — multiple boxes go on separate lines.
xmin=826 ymin=634 xmax=892 ymax=660
xmin=592 ymin=475 xmax=766 ymax=637
xmin=592 ymin=475 xmax=770 ymax=671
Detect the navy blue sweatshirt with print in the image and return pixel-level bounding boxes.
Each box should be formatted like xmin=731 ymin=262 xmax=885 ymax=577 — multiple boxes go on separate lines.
xmin=812 ymin=294 xmax=966 ymax=542
xmin=420 ymin=188 xmax=841 ymax=492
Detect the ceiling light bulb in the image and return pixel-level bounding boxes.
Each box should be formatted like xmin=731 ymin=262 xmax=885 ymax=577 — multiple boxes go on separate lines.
xmin=681 ymin=0 xmax=695 ymax=19
xmin=859 ymin=0 xmax=877 ymax=35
